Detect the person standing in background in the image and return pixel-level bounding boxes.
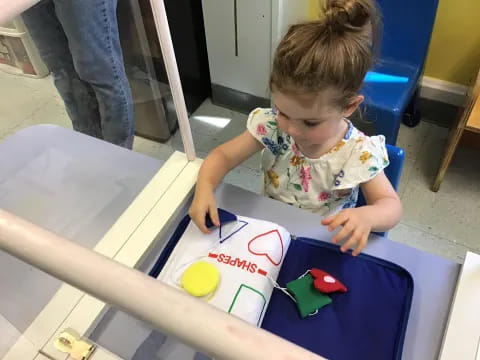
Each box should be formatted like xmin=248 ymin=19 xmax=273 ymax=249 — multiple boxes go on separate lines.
xmin=22 ymin=0 xmax=135 ymax=149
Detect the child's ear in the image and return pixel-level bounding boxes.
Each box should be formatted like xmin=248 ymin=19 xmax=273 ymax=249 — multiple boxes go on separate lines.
xmin=343 ymin=95 xmax=364 ymax=117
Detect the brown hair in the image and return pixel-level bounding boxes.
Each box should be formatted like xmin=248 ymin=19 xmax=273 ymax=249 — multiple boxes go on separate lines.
xmin=270 ymin=0 xmax=381 ymax=109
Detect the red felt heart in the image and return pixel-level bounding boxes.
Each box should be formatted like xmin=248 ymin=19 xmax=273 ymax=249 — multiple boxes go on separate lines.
xmin=247 ymin=229 xmax=284 ymax=266
xmin=310 ymin=268 xmax=347 ymax=294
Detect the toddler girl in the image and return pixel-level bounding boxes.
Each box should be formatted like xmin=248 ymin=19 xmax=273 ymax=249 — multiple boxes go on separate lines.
xmin=189 ymin=0 xmax=402 ymax=256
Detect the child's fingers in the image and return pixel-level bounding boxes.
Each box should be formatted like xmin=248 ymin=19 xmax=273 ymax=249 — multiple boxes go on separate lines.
xmin=321 ymin=216 xmax=334 ymax=226
xmin=327 ymin=212 xmax=348 ymax=232
xmin=209 ymin=204 xmax=220 ymax=227
xmin=195 ymin=215 xmax=211 ymax=234
xmin=352 ymin=234 xmax=368 ymax=256
xmin=331 ymin=225 xmax=353 ymax=244
xmin=340 ymin=230 xmax=362 ymax=253
xmin=188 ymin=207 xmax=210 ymax=234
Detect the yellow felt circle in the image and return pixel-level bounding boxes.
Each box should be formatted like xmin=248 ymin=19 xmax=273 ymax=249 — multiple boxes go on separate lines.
xmin=181 ymin=261 xmax=220 ymax=297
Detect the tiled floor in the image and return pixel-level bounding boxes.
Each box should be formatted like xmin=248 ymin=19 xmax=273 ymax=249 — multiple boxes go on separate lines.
xmin=1 ymin=71 xmax=479 ymax=263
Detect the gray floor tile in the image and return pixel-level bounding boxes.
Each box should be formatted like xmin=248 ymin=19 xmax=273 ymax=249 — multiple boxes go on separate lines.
xmin=187 ymin=99 xmax=264 ymax=169
xmin=0 ymin=77 xmax=56 ymax=130
xmin=223 ymin=165 xmax=262 ymax=194
xmin=389 ymin=222 xmax=476 ymax=264
xmin=401 ymin=125 xmax=480 ymax=253
xmin=410 ymin=124 xmax=449 ymax=187
xmin=0 ymin=70 xmax=57 ymax=94
xmin=241 ymin=152 xmax=262 ymax=171
xmin=419 ymin=98 xmax=458 ymax=128
xmin=25 ymin=98 xmax=71 ymax=129
xmin=171 ymin=99 xmax=244 ymax=155
xmin=133 ymin=136 xmax=174 ymax=161
xmin=396 ymin=121 xmax=431 ymax=160
xmin=189 ymin=98 xmax=245 ymax=136
xmin=398 ymin=158 xmax=415 ymax=199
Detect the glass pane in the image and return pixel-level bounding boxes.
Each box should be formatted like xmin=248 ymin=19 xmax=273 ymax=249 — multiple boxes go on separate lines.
xmin=88 ymin=309 xmax=211 ymax=360
xmin=117 ymin=0 xmax=177 ymax=149
xmin=0 ymin=2 xmax=180 ymax=355
xmin=0 ymin=122 xmax=162 ymax=357
xmin=86 ymin=202 xmax=210 ymax=360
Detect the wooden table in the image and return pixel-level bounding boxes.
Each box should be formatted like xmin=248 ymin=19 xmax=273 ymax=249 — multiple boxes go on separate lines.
xmin=433 ymin=69 xmax=480 ymax=191
xmin=466 ymin=95 xmax=480 ymax=133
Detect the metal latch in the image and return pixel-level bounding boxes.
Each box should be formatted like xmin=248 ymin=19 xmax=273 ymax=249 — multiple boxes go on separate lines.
xmin=54 ymin=328 xmax=96 ymax=360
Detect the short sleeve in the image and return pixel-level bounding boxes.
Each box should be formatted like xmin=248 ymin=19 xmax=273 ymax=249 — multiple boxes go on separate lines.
xmin=333 ymin=135 xmax=389 ymax=190
xmin=247 ymin=108 xmax=290 ymax=155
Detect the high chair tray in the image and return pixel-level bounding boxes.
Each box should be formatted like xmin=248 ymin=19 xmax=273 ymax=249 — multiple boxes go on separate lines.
xmin=262 ymin=237 xmax=413 ymax=360
xmin=150 ymin=210 xmax=413 ymax=360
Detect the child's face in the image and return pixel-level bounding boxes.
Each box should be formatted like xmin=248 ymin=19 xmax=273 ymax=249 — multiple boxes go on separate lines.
xmin=272 ymin=89 xmax=362 ymax=151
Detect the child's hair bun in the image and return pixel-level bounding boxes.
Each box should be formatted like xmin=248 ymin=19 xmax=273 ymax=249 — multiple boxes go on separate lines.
xmin=270 ymin=0 xmax=380 ymax=102
xmin=324 ymin=0 xmax=373 ymax=33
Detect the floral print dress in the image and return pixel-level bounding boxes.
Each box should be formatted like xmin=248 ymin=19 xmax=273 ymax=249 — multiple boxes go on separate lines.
xmin=247 ymin=108 xmax=390 ymax=216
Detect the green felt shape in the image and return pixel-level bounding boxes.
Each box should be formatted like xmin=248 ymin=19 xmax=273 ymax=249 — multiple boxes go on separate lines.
xmin=286 ymin=274 xmax=332 ymax=318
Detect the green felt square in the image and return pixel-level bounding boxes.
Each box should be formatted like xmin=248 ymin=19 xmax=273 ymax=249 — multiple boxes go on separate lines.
xmin=287 ymin=274 xmax=332 ymax=318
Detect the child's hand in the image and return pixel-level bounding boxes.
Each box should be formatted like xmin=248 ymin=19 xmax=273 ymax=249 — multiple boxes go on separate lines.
xmin=188 ymin=188 xmax=220 ymax=234
xmin=321 ymin=208 xmax=373 ymax=256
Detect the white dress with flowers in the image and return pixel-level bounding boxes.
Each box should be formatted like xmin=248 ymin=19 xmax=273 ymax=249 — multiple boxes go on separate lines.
xmin=247 ymin=108 xmax=390 ymax=216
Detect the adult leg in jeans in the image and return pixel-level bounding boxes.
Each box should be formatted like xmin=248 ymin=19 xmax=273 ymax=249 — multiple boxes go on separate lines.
xmin=22 ymin=0 xmax=103 ymax=139
xmin=54 ymin=0 xmax=135 ymax=148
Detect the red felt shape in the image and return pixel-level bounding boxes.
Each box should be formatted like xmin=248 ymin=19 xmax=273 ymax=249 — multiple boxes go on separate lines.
xmin=310 ymin=268 xmax=348 ymax=294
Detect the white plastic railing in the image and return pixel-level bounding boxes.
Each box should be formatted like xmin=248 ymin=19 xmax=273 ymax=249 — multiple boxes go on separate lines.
xmin=0 ymin=209 xmax=324 ymax=360
xmin=149 ymin=0 xmax=196 ymax=160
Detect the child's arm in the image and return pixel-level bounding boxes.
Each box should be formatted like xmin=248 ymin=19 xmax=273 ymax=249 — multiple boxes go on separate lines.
xmin=189 ymin=130 xmax=263 ymax=233
xmin=322 ymin=172 xmax=402 ymax=256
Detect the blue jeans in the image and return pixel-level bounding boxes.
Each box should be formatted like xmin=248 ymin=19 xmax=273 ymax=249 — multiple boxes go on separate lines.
xmin=22 ymin=0 xmax=134 ymax=148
